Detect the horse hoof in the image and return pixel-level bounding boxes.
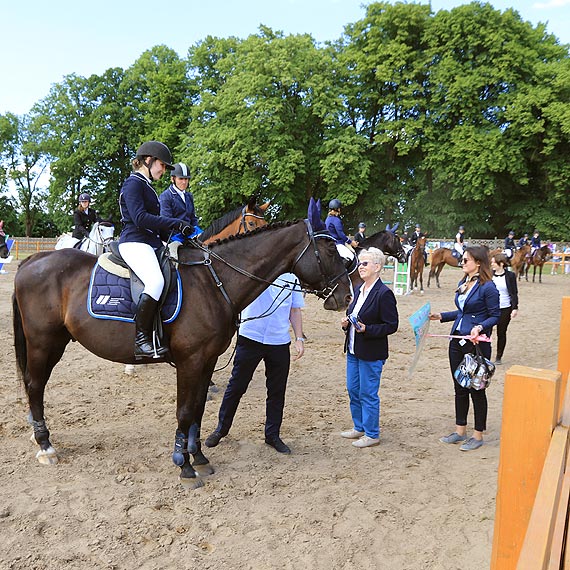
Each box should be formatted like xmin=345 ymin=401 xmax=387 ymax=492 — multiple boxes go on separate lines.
xmin=36 ymin=447 xmax=58 ymax=465
xmin=179 ymin=476 xmax=204 ymax=490
xmin=194 ymin=463 xmax=215 ymax=477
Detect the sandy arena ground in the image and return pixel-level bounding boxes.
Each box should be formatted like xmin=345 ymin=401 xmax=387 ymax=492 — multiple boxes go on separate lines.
xmin=0 ymin=259 xmax=567 ymax=570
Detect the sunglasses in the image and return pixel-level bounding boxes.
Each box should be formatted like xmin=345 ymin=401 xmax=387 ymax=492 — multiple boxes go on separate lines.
xmin=461 ymin=258 xmax=471 ymax=264
xmin=358 ymin=261 xmax=372 ymax=267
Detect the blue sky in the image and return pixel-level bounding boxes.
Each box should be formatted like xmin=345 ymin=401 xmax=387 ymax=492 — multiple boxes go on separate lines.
xmin=2 ymin=0 xmax=569 ymax=116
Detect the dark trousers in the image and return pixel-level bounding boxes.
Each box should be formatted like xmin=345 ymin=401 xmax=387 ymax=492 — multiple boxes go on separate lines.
xmin=448 ymin=339 xmax=492 ymax=432
xmin=216 ymin=336 xmax=291 ymax=439
xmin=495 ymin=307 xmax=513 ymax=360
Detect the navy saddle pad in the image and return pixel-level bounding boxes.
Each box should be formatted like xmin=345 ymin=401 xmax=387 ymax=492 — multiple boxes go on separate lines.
xmin=87 ymin=261 xmax=182 ymax=323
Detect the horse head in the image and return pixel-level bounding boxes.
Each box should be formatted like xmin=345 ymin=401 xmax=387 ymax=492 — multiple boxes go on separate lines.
xmin=241 ymin=197 xmax=270 ymax=233
xmin=294 ymin=221 xmax=352 ymax=310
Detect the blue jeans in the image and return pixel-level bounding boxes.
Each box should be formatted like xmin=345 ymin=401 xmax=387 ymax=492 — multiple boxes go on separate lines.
xmin=346 ymin=353 xmax=385 ymax=439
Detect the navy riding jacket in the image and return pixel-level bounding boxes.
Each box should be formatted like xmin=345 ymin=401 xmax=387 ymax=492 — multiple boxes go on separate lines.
xmin=158 ymin=184 xmax=199 ymax=227
xmin=440 ymin=279 xmax=500 ymax=336
xmin=119 ymin=173 xmax=184 ymax=248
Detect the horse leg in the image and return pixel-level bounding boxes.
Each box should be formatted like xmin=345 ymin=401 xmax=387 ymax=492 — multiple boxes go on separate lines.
xmin=26 ymin=337 xmax=70 ymax=465
xmin=436 ymin=264 xmax=444 ymax=288
xmin=419 ymin=266 xmax=424 ymax=294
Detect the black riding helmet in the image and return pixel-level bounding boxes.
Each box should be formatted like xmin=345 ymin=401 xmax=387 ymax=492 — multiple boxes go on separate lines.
xmin=78 ymin=192 xmax=91 ymax=202
xmin=171 ymin=162 xmax=191 ymax=179
xmin=329 ymin=199 xmax=342 ymax=210
xmin=136 ymin=141 xmax=174 ymax=180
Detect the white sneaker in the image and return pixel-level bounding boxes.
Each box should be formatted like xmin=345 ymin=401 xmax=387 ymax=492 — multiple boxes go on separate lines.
xmin=352 ymin=435 xmax=380 ymax=448
xmin=340 ymin=429 xmax=365 ymax=439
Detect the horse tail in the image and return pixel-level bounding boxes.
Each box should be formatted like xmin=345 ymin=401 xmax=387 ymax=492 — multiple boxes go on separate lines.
xmin=12 ymin=292 xmax=27 ymax=383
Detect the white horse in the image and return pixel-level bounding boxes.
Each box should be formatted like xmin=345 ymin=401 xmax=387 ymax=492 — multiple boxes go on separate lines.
xmin=55 ymin=221 xmax=115 ymax=257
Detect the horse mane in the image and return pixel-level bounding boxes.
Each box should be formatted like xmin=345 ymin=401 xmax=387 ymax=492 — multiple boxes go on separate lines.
xmin=199 ymin=204 xmax=267 ymax=243
xmin=205 ymin=220 xmax=300 ymax=248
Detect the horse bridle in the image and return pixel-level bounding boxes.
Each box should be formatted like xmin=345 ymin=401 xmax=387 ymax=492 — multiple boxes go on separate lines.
xmin=290 ymin=220 xmax=349 ymax=301
xmin=85 ymin=223 xmax=114 ymax=250
xmin=178 ymin=220 xmax=347 ymax=304
xmin=237 ymin=206 xmax=265 ymax=234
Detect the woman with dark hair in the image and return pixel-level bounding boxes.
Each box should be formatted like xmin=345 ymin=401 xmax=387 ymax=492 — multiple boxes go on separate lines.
xmin=490 ymin=252 xmax=518 ymax=365
xmin=429 ymin=245 xmax=500 ymax=452
xmin=72 ymin=193 xmax=98 ymax=240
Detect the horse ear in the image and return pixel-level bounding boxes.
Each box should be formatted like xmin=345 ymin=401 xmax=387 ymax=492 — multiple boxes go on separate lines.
xmin=246 ymin=195 xmax=256 ymax=209
xmin=260 ymin=201 xmax=271 ymax=212
xmin=316 ymin=199 xmax=322 ymax=215
xmin=391 ymin=222 xmax=399 ymax=232
xmin=385 ymin=224 xmax=391 ymax=232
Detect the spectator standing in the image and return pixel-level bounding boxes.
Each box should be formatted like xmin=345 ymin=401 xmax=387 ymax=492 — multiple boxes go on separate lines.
xmin=204 ymin=273 xmax=305 ymax=454
xmin=339 ymin=247 xmax=399 ymax=448
xmin=429 ymin=245 xmax=500 ymax=451
xmin=490 ymin=253 xmax=518 ymax=365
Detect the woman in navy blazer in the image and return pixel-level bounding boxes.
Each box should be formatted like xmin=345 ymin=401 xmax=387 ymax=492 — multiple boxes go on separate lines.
xmin=429 ymin=245 xmax=500 ymax=452
xmin=340 ymin=248 xmax=399 ymax=448
xmin=158 ymin=162 xmax=199 ymax=227
xmin=119 ymin=141 xmax=194 ymax=360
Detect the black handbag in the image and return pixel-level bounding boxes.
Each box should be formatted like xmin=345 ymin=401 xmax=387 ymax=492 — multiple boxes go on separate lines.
xmin=454 ymin=344 xmax=496 ymax=390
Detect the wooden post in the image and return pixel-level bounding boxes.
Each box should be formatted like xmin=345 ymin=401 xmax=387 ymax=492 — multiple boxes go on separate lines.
xmin=558 ymin=297 xmax=570 ymax=420
xmin=491 ymin=365 xmax=562 ymax=570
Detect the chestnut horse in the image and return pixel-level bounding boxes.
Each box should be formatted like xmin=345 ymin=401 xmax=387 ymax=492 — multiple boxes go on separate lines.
xmin=427 ymin=248 xmax=462 ymax=288
xmin=199 ymin=197 xmax=270 ymax=243
xmin=524 ymin=245 xmax=551 ymax=283
xmin=504 ymin=246 xmax=529 ymax=280
xmin=410 ymin=236 xmax=426 ymax=293
xmin=13 ymin=221 xmax=351 ymax=487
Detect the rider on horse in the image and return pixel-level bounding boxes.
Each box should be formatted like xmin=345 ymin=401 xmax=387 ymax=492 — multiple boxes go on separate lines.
xmin=118 ymin=141 xmax=195 ymax=360
xmin=504 ymin=230 xmax=516 ymax=259
xmin=530 ymin=229 xmax=541 ymax=255
xmin=453 ymin=225 xmax=465 ymax=265
xmin=325 ymin=199 xmax=358 ymax=248
xmin=518 ymin=233 xmax=529 ymax=248
xmin=72 ymin=193 xmax=99 ymax=240
xmin=409 ymin=223 xmax=428 ymax=266
xmin=354 ymin=222 xmax=367 ymax=247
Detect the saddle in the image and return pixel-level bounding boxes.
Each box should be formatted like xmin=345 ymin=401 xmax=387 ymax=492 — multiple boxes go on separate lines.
xmin=91 ymin=242 xmax=180 ymax=347
xmin=104 ymin=241 xmax=177 ymax=307
xmin=451 ymin=249 xmax=462 ymax=266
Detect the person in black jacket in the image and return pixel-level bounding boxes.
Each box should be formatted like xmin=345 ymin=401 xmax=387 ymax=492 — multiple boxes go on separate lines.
xmin=339 ymin=247 xmax=399 ymax=448
xmin=490 ymin=253 xmax=519 ymax=365
xmin=72 ymin=193 xmax=98 ymax=240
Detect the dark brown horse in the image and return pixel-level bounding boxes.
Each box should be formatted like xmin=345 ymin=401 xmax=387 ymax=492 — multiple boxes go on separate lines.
xmin=356 ymin=228 xmax=406 ymax=263
xmin=410 ymin=236 xmax=426 ymax=293
xmin=524 ymin=245 xmax=551 ymax=283
xmin=0 ymin=233 xmax=8 ymax=259
xmin=351 ymin=227 xmax=407 ymax=287
xmin=427 ymin=248 xmax=462 ymax=288
xmin=13 ymin=221 xmax=351 ymax=487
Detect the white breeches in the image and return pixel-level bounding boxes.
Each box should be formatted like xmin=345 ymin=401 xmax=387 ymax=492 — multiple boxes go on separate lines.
xmin=454 ymin=243 xmax=464 ymax=255
xmin=118 ymin=242 xmax=164 ymax=301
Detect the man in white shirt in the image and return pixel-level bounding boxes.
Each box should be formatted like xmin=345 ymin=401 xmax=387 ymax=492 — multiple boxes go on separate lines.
xmin=205 ymin=273 xmax=305 ymax=454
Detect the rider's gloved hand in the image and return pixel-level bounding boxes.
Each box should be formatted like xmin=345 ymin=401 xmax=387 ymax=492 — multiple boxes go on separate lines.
xmin=179 ymin=223 xmax=195 ymax=238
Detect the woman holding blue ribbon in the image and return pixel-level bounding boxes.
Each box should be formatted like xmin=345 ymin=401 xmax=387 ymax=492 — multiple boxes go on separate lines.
xmin=429 ymin=245 xmax=500 ymax=451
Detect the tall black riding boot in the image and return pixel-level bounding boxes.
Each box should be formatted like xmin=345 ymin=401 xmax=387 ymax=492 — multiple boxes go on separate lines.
xmin=135 ymin=293 xmax=169 ymax=359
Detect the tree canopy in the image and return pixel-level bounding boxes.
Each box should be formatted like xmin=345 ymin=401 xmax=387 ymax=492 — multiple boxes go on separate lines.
xmin=1 ymin=1 xmax=569 ymax=239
